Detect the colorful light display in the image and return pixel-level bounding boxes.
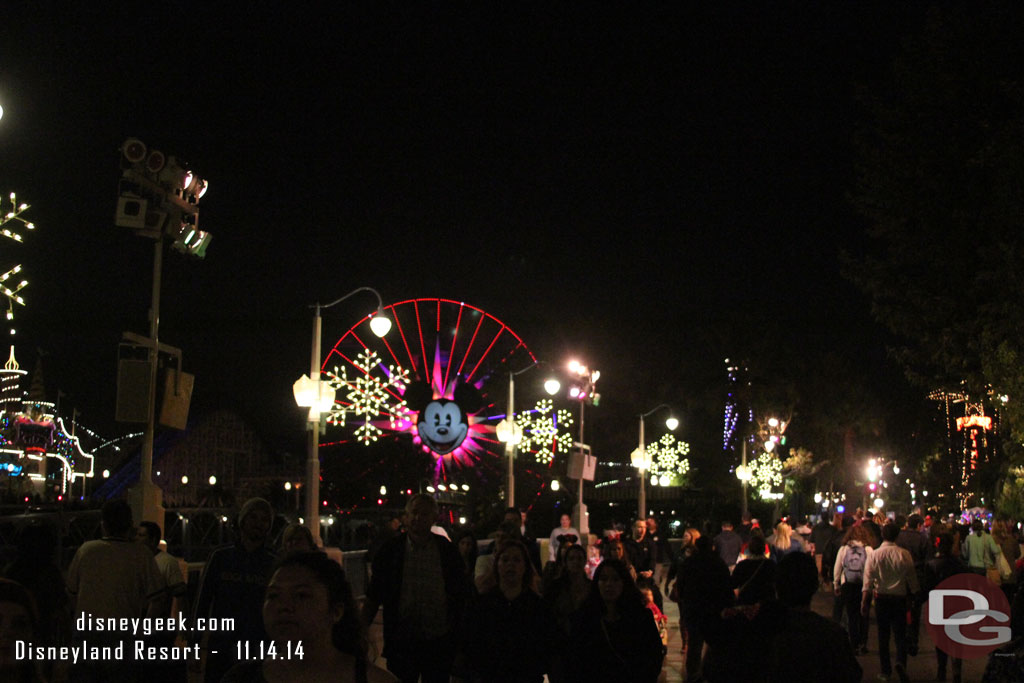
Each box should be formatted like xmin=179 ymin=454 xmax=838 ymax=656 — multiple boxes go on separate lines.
xmin=514 ymin=398 xmax=574 ymax=465
xmin=320 ymin=299 xmax=536 ymax=474
xmin=646 ymin=433 xmax=691 ymax=483
xmin=324 ymin=349 xmax=409 ymax=444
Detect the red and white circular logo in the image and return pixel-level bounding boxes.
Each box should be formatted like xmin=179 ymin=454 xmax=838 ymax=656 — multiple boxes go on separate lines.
xmin=925 ymin=572 xmax=1011 ymax=659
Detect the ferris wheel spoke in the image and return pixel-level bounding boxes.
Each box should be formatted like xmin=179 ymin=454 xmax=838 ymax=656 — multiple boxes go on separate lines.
xmin=466 ymin=325 xmax=506 ymax=383
xmin=441 ymin=303 xmax=464 ymax=396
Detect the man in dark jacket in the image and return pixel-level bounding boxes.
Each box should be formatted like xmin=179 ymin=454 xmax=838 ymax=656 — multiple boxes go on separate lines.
xmin=896 ymin=513 xmax=931 ymax=656
xmin=362 ymin=493 xmax=469 ymax=683
xmin=678 ymin=536 xmax=733 ymax=681
xmin=713 ymin=520 xmax=743 ymax=570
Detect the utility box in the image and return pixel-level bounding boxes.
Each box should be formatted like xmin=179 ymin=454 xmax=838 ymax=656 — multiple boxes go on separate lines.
xmin=568 ymin=443 xmax=596 ymax=481
xmin=159 ymin=369 xmax=193 ymax=430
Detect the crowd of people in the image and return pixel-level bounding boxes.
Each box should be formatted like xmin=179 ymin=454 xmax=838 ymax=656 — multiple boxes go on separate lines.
xmin=3 ymin=496 xmax=1024 ymax=682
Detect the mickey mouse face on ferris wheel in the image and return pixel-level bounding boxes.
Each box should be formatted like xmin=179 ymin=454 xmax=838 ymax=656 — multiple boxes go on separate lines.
xmin=404 ymin=381 xmax=483 ymax=456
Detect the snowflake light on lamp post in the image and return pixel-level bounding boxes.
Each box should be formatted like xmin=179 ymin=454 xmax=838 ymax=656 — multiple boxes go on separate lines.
xmin=748 ymin=451 xmax=783 ymax=499
xmin=647 ymin=433 xmax=691 ymax=485
xmin=324 ymin=349 xmax=410 ymax=444
xmin=0 ymin=192 xmax=34 ymax=334
xmin=515 ymin=399 xmax=574 ymax=465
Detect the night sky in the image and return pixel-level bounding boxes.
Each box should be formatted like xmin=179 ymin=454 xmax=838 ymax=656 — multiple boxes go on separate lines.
xmin=1 ymin=5 xmax=935 ymax=473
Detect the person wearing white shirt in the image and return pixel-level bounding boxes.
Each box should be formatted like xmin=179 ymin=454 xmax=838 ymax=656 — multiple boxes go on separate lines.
xmin=549 ymin=513 xmax=579 ymax=563
xmin=861 ymin=523 xmax=920 ymax=683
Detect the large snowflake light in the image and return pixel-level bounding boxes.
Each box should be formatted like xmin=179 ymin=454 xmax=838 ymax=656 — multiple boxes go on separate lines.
xmin=749 ymin=451 xmax=783 ymax=495
xmin=515 ymin=399 xmax=574 ymax=464
xmin=647 ymin=433 xmax=691 ymax=482
xmin=1 ymin=192 xmax=33 ymax=333
xmin=324 ymin=349 xmax=410 ymax=444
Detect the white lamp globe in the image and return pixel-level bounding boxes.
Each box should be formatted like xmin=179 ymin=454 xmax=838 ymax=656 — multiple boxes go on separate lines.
xmin=544 ymin=378 xmax=561 ymax=395
xmin=665 ymin=416 xmax=679 ymax=431
xmin=369 ymin=314 xmax=392 ymax=337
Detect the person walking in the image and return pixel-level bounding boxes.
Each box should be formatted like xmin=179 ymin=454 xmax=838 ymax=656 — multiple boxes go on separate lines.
xmin=362 ymin=494 xmax=469 ymax=683
xmin=713 ymin=520 xmax=743 ymax=572
xmin=924 ymin=532 xmax=968 ymax=683
xmin=192 ymin=497 xmax=277 ymax=683
xmin=862 ymin=522 xmax=919 ymax=683
xmin=677 ymin=536 xmax=733 ymax=681
xmin=895 ymin=513 xmax=930 ymax=656
xmin=833 ymin=523 xmax=874 ymax=655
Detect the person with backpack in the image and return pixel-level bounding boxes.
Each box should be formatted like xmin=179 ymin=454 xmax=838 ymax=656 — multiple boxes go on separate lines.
xmin=833 ymin=523 xmax=874 ymax=655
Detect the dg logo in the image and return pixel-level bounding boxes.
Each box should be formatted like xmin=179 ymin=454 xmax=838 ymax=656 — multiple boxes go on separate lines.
xmin=926 ymin=572 xmax=1011 ymax=659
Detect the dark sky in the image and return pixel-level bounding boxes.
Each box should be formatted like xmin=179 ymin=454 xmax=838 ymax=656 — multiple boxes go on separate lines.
xmin=0 ymin=4 xmax=930 ymax=462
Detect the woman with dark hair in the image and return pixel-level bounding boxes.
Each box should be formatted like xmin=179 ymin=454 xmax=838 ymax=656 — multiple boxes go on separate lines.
xmin=566 ymin=558 xmax=664 ymax=683
xmin=731 ymin=533 xmax=776 ymax=606
xmin=222 ymin=551 xmax=395 ymax=682
xmin=0 ymin=579 xmax=46 ymax=683
xmin=544 ymin=544 xmax=591 ymax=682
xmin=454 ymin=528 xmax=479 ymax=585
xmin=464 ymin=540 xmax=555 ymax=682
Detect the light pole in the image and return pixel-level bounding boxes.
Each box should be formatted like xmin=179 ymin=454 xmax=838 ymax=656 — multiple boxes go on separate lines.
xmin=567 ymin=360 xmax=599 ymax=535
xmin=495 ymin=362 xmax=560 ymax=508
xmin=293 ymin=287 xmax=391 ymax=545
xmin=631 ymin=404 xmax=678 ymax=519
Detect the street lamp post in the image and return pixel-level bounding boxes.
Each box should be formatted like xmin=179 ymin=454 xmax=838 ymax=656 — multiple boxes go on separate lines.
xmin=567 ymin=360 xmax=599 ymax=535
xmin=631 ymin=404 xmax=678 ymax=519
xmin=293 ymin=287 xmax=391 ymax=545
xmin=495 ymin=362 xmax=560 ymax=508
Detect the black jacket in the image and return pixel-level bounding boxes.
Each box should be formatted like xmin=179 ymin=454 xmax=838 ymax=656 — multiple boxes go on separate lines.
xmin=362 ymin=531 xmax=469 ymax=656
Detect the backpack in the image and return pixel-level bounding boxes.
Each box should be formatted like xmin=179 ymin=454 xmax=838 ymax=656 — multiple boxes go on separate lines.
xmin=842 ymin=544 xmax=866 ymax=583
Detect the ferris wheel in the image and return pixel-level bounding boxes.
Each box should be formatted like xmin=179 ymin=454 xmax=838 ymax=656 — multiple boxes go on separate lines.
xmin=320 ymin=298 xmax=541 ymax=478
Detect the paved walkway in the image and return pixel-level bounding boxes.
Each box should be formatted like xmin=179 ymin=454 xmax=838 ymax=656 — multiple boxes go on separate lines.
xmin=658 ymin=588 xmax=990 ymax=682
xmin=366 ymin=587 xmax=992 ymax=682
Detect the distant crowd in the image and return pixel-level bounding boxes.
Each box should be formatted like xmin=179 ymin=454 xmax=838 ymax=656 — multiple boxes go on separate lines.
xmin=2 ymin=497 xmax=1024 ymax=682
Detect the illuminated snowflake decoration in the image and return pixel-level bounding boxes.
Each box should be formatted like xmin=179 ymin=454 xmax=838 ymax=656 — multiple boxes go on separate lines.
xmin=516 ymin=399 xmax=574 ymax=464
xmin=1 ymin=192 xmax=33 ymax=332
xmin=647 ymin=433 xmax=691 ymax=482
xmin=324 ymin=349 xmax=410 ymax=444
xmin=749 ymin=451 xmax=783 ymax=495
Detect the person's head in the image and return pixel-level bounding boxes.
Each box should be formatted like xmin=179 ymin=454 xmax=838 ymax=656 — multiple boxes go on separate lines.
xmin=560 ymin=513 xmax=572 ymax=529
xmin=263 ymin=551 xmax=364 ymax=657
xmin=591 ymin=559 xmax=643 ymax=613
xmin=693 ymin=535 xmax=713 ymax=555
xmin=496 ymin=520 xmax=521 ymax=545
xmin=632 ymin=519 xmax=647 ymax=540
xmin=137 ymin=521 xmax=161 ymax=554
xmin=404 ymin=494 xmax=438 ymax=540
xmin=238 ymin=497 xmax=273 ymax=547
xmin=934 ymin=532 xmax=955 ymax=557
xmin=503 ymin=507 xmax=520 ymax=527
xmin=685 ymin=528 xmax=701 ymax=546
xmin=564 ymin=543 xmax=588 ymax=575
xmin=101 ymin=499 xmax=133 ymax=538
xmin=281 ymin=523 xmax=317 ymax=554
xmin=492 ymin=540 xmax=535 ymax=593
xmin=604 ymin=538 xmax=626 ymax=562
xmin=454 ymin=529 xmax=478 ymax=569
xmin=746 ymin=535 xmax=766 ymax=558
xmin=819 ymin=511 xmax=832 ymax=524
xmin=894 ymin=514 xmax=907 ymax=530
xmin=640 ymin=586 xmax=655 ymax=606
xmin=774 ymin=521 xmax=792 ymax=546
xmin=881 ymin=522 xmax=899 ymax=543
xmin=646 ymin=516 xmax=658 ymax=534
xmin=971 ymin=519 xmax=984 ymax=535
xmin=842 ymin=523 xmax=873 ymax=546
xmin=721 ymin=520 xmax=734 ymax=531
xmin=907 ymin=514 xmax=923 ymax=530
xmin=0 ymin=580 xmax=37 ymax=671
xmin=775 ymin=552 xmax=818 ymax=608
